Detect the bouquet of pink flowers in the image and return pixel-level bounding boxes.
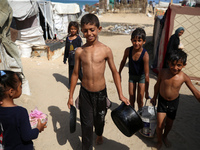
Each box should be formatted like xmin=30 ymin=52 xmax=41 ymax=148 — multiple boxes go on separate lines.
xmin=29 ymin=108 xmax=48 ymax=129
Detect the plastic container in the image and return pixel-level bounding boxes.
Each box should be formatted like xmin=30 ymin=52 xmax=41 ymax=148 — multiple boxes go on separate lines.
xmin=138 ymin=98 xmax=157 ymax=138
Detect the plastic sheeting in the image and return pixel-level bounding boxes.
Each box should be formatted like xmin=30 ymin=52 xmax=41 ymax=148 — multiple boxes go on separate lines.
xmin=53 ymin=14 xmax=69 ymax=39
xmin=0 ymin=0 xmax=31 ymax=95
xmin=52 ymin=2 xmax=80 ymax=15
xmin=7 ymin=0 xmax=81 ymax=52
xmin=8 ymin=0 xmax=39 ymax=21
xmin=15 ymin=26 xmax=45 ymax=58
xmin=0 ymin=0 xmax=22 ymax=72
xmin=8 ymin=0 xmax=80 ymax=40
xmin=0 ymin=44 xmax=21 ymax=71
xmin=38 ymin=1 xmax=54 ymax=39
xmin=8 ymin=0 xmax=54 ymax=39
xmin=51 ymin=2 xmax=81 ymax=39
xmin=158 ymin=1 xmax=181 ymax=8
xmin=18 ymin=26 xmax=45 ymax=45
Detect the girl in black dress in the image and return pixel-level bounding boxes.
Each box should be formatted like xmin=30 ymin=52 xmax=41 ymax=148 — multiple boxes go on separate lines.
xmin=63 ymin=21 xmax=83 ymax=89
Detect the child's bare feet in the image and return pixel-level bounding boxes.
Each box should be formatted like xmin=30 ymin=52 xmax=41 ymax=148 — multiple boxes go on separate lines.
xmin=163 ymin=137 xmax=171 ymax=148
xmin=96 ymin=136 xmax=103 ymax=145
xmin=151 ymin=142 xmax=162 ymax=150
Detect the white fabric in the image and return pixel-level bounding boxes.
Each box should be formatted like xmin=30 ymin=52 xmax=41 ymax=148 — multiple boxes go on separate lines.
xmin=15 ymin=26 xmax=45 ymax=58
xmin=18 ymin=26 xmax=45 ymax=45
xmin=8 ymin=0 xmax=54 ymax=39
xmin=0 ymin=44 xmax=21 ymax=71
xmin=18 ymin=44 xmax=32 ymax=58
xmin=53 ymin=13 xmax=70 ymax=39
xmin=52 ymin=2 xmax=80 ymax=14
xmin=8 ymin=0 xmax=39 ymax=21
xmin=152 ymin=1 xmax=156 ymax=7
xmin=158 ymin=1 xmax=181 ymax=8
xmin=8 ymin=0 xmax=80 ymax=41
xmin=38 ymin=1 xmax=54 ymax=39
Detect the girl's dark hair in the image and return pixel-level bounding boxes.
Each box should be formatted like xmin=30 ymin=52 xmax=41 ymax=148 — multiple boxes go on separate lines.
xmin=81 ymin=13 xmax=100 ymax=28
xmin=0 ymin=70 xmax=22 ymax=100
xmin=168 ymin=49 xmax=187 ymax=65
xmin=131 ymin=27 xmax=146 ymax=41
xmin=68 ymin=21 xmax=79 ymax=34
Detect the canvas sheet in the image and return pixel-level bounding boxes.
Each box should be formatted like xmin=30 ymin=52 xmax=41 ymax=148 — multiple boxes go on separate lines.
xmin=16 ymin=26 xmax=45 ymax=46
xmin=8 ymin=0 xmax=39 ymax=21
xmin=0 ymin=0 xmax=22 ymax=72
xmin=52 ymin=2 xmax=80 ymax=15
xmin=158 ymin=1 xmax=181 ymax=8
xmin=38 ymin=1 xmax=54 ymax=39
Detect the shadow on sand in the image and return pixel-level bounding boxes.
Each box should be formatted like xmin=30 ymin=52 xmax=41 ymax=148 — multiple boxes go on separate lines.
xmin=53 ymin=73 xmax=81 ymax=90
xmin=93 ymin=136 xmax=129 ymax=150
xmin=53 ymin=73 xmax=69 ymax=88
xmin=48 ymin=105 xmax=132 ymax=149
xmin=48 ymin=106 xmax=81 ymax=149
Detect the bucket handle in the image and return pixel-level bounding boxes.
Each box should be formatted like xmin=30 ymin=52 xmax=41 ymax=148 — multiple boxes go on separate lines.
xmin=144 ymin=96 xmax=153 ymax=106
xmin=144 ymin=96 xmax=157 ymax=118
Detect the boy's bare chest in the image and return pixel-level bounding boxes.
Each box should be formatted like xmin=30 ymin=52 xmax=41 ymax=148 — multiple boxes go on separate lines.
xmin=162 ymin=76 xmax=183 ymax=89
xmin=81 ymin=52 xmax=106 ymax=65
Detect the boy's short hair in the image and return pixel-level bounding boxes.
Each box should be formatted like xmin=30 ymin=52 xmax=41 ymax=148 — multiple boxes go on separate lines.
xmin=168 ymin=49 xmax=187 ymax=65
xmin=131 ymin=28 xmax=146 ymax=41
xmin=81 ymin=14 xmax=100 ymax=28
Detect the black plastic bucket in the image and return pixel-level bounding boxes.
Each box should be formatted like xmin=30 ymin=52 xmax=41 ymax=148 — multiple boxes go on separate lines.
xmin=111 ymin=102 xmax=143 ymax=137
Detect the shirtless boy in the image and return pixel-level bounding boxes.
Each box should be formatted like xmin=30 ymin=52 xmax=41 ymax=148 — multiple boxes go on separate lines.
xmin=151 ymin=49 xmax=200 ymax=150
xmin=67 ymin=14 xmax=130 ymax=150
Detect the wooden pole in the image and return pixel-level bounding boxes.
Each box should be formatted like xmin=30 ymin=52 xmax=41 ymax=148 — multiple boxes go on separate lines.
xmin=171 ymin=0 xmax=173 ymax=4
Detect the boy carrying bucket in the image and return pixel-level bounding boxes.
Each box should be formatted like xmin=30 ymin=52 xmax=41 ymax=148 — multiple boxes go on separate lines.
xmin=119 ymin=28 xmax=149 ymax=110
xmin=151 ymin=49 xmax=200 ymax=150
xmin=67 ymin=14 xmax=130 ymax=150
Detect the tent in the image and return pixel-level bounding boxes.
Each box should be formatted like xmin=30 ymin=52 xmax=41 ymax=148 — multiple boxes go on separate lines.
xmin=0 ymin=0 xmax=81 ymax=95
xmin=0 ymin=0 xmax=30 ymax=95
xmin=8 ymin=0 xmax=49 ymax=57
xmin=7 ymin=0 xmax=80 ymax=58
xmin=152 ymin=4 xmax=200 ymax=79
xmin=51 ymin=2 xmax=80 ymax=39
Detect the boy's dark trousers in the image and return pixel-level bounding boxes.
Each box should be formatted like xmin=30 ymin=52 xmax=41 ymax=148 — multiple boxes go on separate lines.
xmin=79 ymin=86 xmax=107 ymax=150
xmin=69 ymin=65 xmax=83 ymax=88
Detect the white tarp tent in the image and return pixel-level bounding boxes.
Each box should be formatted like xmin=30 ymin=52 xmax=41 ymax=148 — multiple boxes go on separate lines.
xmin=0 ymin=0 xmax=30 ymax=95
xmin=8 ymin=0 xmax=46 ymax=57
xmin=51 ymin=2 xmax=80 ymax=39
xmin=52 ymin=2 xmax=80 ymax=14
xmin=8 ymin=0 xmax=81 ymax=57
xmin=1 ymin=0 xmax=81 ymax=95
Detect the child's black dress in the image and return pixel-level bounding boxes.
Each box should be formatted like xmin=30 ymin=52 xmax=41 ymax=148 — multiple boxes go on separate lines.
xmin=63 ymin=35 xmax=83 ymax=88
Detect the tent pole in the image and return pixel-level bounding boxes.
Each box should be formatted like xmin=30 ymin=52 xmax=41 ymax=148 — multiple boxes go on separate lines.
xmin=44 ymin=2 xmax=48 ymax=40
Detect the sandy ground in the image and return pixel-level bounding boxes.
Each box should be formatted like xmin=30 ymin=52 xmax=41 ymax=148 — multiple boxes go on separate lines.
xmin=16 ymin=13 xmax=200 ymax=150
